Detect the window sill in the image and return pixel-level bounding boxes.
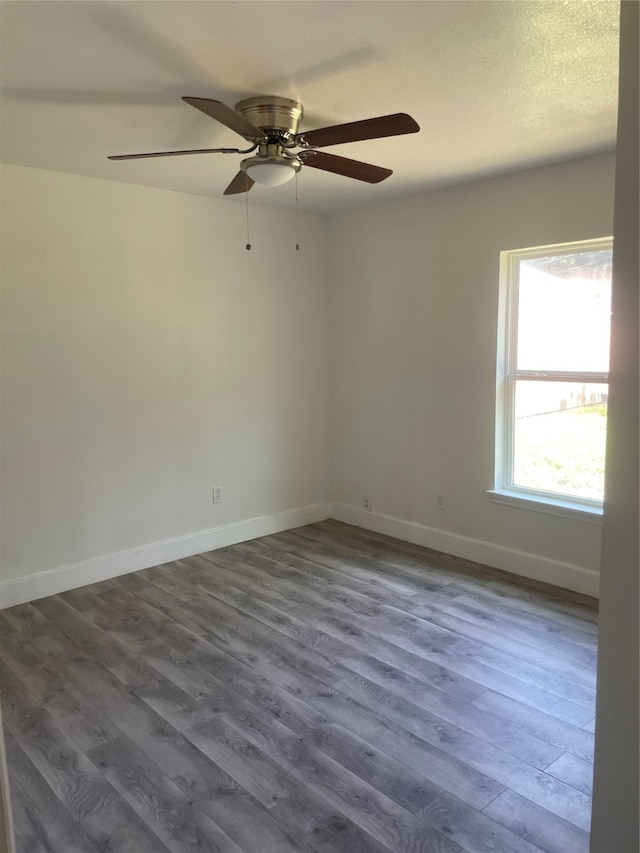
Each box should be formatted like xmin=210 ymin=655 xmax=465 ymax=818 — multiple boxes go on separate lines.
xmin=487 ymin=489 xmax=603 ymax=524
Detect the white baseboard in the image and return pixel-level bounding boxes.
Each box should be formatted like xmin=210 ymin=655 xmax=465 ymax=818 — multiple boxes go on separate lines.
xmin=331 ymin=502 xmax=600 ymax=598
xmin=0 ymin=502 xmax=332 ymax=609
xmin=0 ymin=499 xmax=599 ymax=609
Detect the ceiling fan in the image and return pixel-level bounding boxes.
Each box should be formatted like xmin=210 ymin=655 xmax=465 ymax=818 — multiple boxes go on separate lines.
xmin=108 ymin=95 xmax=420 ymax=194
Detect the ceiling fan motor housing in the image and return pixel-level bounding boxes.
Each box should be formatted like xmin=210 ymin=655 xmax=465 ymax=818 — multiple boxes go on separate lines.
xmin=235 ymin=96 xmax=303 ymax=139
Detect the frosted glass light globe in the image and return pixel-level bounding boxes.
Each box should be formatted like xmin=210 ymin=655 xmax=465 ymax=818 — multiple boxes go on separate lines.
xmin=243 ymin=159 xmax=299 ymax=186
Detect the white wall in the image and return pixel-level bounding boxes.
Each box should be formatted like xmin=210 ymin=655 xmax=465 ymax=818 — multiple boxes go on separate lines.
xmin=0 ymin=152 xmax=618 ymax=605
xmin=0 ymin=165 xmax=331 ymax=603
xmin=590 ymin=0 xmax=639 ymax=847
xmin=329 ymin=152 xmax=616 ymax=595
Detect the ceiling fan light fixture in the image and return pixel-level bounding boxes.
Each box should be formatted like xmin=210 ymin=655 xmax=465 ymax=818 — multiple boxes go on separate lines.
xmin=242 ymin=156 xmax=302 ymax=187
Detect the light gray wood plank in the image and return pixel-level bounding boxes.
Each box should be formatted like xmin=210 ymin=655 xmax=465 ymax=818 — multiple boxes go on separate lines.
xmin=333 ymin=673 xmax=592 ymax=830
xmin=217 ymin=690 xmax=464 ymax=853
xmin=4 ymin=705 xmax=119 ymax=825
xmin=191 ymin=549 xmax=596 ymax=726
xmin=5 ymin=733 xmax=100 ymax=853
xmin=170 ymin=555 xmax=594 ymax=729
xmin=335 ymin=671 xmax=564 ymax=770
xmin=61 ymin=657 xmax=190 ymax=746
xmin=241 ymin=670 xmax=506 ymax=811
xmin=421 ymin=588 xmax=598 ymax=651
xmin=310 ymin=521 xmax=595 ymax=612
xmin=483 ymin=788 xmax=590 ymax=853
xmin=182 ymin=566 xmax=563 ymax=770
xmin=449 ymin=636 xmax=596 ymax=712
xmin=136 ymin=599 xmax=507 ymax=811
xmin=198 ymin=786 xmax=317 ymax=853
xmin=269 ymin=782 xmax=392 ymax=853
xmin=197 ymin=671 xmax=446 ymax=815
xmin=544 ymin=752 xmax=594 ymax=796
xmin=44 ymin=683 xmax=122 ymax=752
xmin=484 ymin=577 xmax=597 ymax=624
xmin=87 ymin=735 xmax=245 ymax=853
xmin=406 ymin=598 xmax=597 ymax=687
xmin=112 ymin=709 xmax=242 ymax=806
xmin=6 ymin=731 xmax=174 ymax=853
xmin=0 ymin=604 xmax=50 ymax=633
xmin=471 ymin=690 xmax=595 ymax=763
xmin=162 ymin=555 xmax=486 ymax=710
xmin=418 ymin=792 xmax=545 ymax=853
xmin=183 ymin=717 xmax=296 ymax=811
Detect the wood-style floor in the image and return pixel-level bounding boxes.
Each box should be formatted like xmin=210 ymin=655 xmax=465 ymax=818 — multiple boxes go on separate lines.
xmin=1 ymin=520 xmax=598 ymax=853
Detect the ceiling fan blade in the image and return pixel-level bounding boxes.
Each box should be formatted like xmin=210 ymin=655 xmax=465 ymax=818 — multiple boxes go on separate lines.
xmin=108 ymin=147 xmax=247 ymax=161
xmin=297 ymin=113 xmax=419 ymax=148
xmin=302 ymin=151 xmax=392 ymax=183
xmin=182 ymin=97 xmax=265 ymax=141
xmin=223 ymin=171 xmax=255 ymax=195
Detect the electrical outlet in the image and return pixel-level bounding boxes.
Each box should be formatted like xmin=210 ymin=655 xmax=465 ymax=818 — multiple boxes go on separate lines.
xmin=362 ymin=495 xmax=372 ymax=512
xmin=213 ymin=487 xmax=223 ymax=504
xmin=436 ymin=494 xmax=446 ymax=511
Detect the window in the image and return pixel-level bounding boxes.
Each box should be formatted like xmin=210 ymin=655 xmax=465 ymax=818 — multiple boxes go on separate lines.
xmin=491 ymin=237 xmax=613 ymax=518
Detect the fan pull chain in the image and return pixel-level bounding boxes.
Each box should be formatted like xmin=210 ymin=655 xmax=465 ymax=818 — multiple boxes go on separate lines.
xmin=245 ymin=174 xmax=251 ymax=250
xmin=295 ymin=171 xmax=300 ymax=251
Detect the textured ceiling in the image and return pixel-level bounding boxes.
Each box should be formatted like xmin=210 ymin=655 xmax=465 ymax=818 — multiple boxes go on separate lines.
xmin=0 ymin=1 xmax=620 ymax=214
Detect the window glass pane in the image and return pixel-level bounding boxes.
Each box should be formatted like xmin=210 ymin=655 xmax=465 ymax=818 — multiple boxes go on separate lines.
xmin=517 ymin=249 xmax=612 ymax=372
xmin=513 ymin=380 xmax=608 ymax=500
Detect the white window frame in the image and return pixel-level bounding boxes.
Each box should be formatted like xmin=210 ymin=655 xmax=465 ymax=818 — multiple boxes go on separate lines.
xmin=489 ymin=236 xmax=612 ymax=522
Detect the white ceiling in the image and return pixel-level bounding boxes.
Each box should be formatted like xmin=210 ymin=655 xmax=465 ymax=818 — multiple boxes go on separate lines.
xmin=0 ymin=1 xmax=620 ymax=214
